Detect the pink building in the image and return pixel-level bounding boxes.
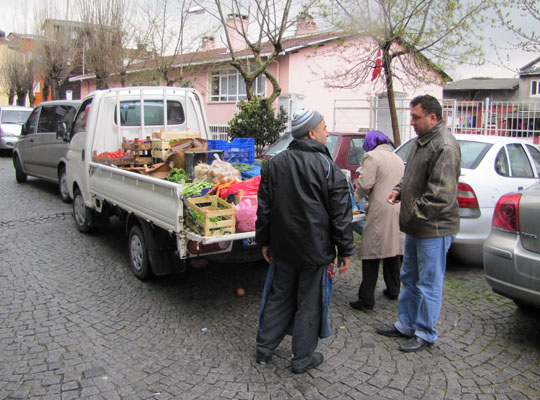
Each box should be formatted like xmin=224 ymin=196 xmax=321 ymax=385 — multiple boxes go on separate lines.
xmin=70 ymin=14 xmax=446 ymax=136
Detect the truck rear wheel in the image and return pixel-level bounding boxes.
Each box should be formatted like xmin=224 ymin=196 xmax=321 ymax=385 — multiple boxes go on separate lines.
xmin=129 ymin=225 xmax=151 ymax=281
xmin=73 ymin=188 xmax=94 ymax=233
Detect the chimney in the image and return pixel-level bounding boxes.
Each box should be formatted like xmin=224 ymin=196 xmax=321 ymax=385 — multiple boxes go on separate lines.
xmin=226 ymin=13 xmax=249 ymax=52
xmin=201 ymin=36 xmax=215 ymax=51
xmin=295 ymin=12 xmax=317 ymax=36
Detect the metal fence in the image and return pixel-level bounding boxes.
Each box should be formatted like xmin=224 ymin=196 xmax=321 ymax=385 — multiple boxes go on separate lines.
xmin=208 ymin=124 xmax=229 ymax=141
xmin=333 ymin=97 xmax=540 ymax=145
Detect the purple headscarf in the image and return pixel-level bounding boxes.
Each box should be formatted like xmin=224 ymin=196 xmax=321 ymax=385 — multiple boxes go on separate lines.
xmin=363 ymin=130 xmax=391 ymax=152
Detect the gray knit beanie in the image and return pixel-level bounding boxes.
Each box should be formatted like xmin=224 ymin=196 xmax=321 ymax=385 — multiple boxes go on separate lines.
xmin=291 ymin=108 xmax=324 ymax=138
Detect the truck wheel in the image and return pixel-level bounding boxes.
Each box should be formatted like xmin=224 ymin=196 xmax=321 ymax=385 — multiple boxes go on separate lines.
xmin=129 ymin=225 xmax=151 ymax=281
xmin=73 ymin=188 xmax=94 ymax=233
xmin=58 ymin=167 xmax=71 ymax=203
xmin=14 ymin=155 xmax=27 ymax=183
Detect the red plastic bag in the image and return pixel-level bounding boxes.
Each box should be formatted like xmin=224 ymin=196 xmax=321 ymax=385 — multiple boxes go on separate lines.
xmin=236 ymin=196 xmax=258 ymax=232
xmin=219 ymin=175 xmax=261 ymax=199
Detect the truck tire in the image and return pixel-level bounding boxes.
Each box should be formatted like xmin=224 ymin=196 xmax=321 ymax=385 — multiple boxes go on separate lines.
xmin=58 ymin=167 xmax=71 ymax=203
xmin=73 ymin=188 xmax=94 ymax=233
xmin=14 ymin=155 xmax=27 ymax=183
xmin=129 ymin=225 xmax=151 ymax=281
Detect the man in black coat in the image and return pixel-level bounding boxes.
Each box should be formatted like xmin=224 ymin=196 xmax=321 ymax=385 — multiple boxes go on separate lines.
xmin=255 ymin=108 xmax=355 ymax=374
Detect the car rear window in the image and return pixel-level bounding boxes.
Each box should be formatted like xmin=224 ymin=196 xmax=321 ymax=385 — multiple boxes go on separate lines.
xmin=1 ymin=110 xmax=31 ymax=124
xmin=326 ymin=134 xmax=339 ymax=157
xmin=114 ymin=100 xmax=185 ymax=126
xmin=458 ymin=140 xmax=492 ymax=169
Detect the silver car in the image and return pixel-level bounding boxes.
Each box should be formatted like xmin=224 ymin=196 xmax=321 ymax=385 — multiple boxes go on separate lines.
xmin=13 ymin=100 xmax=81 ymax=202
xmin=0 ymin=105 xmax=33 ymax=152
xmin=483 ymin=180 xmax=540 ymax=309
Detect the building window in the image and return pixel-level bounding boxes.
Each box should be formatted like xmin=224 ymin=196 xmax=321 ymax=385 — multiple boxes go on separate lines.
xmin=210 ymin=67 xmax=265 ymax=102
xmin=531 ymin=80 xmax=540 ymax=97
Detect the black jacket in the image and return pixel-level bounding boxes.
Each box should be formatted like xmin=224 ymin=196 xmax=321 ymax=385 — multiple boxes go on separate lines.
xmin=256 ymin=138 xmax=355 ymax=265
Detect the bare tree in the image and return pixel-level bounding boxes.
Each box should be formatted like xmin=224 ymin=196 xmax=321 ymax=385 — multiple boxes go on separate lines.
xmin=139 ymin=0 xmax=206 ymax=87
xmin=204 ymin=0 xmax=316 ymax=102
xmin=495 ymin=0 xmax=539 ymax=52
xmin=321 ymin=0 xmax=493 ymax=145
xmin=1 ymin=50 xmax=38 ymax=106
xmin=77 ymin=0 xmax=134 ymax=89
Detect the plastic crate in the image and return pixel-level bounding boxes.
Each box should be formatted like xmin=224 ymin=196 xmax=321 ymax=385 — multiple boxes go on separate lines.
xmin=207 ymin=138 xmax=255 ymax=164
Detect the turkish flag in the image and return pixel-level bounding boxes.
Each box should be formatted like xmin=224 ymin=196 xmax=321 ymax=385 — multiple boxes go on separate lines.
xmin=371 ymin=49 xmax=382 ymax=81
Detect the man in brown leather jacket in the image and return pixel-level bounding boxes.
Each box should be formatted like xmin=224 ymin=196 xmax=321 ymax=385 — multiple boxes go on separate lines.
xmin=376 ymin=95 xmax=461 ymax=352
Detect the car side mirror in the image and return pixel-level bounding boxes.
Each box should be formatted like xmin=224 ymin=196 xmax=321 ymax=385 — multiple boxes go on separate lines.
xmin=56 ymin=122 xmax=69 ymax=141
xmin=21 ymin=123 xmax=28 ymax=135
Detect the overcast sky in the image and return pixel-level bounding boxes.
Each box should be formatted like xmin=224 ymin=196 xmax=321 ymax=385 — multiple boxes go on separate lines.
xmin=1 ymin=0 xmax=536 ymax=81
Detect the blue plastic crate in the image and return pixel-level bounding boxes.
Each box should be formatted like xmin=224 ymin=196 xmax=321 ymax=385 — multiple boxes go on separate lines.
xmin=208 ymin=138 xmax=255 ymax=164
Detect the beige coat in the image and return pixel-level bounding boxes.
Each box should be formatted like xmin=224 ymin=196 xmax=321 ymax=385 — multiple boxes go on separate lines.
xmin=355 ymin=144 xmax=405 ymax=259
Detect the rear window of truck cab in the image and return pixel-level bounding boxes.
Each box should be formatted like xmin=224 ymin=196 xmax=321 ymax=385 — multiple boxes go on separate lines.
xmin=114 ymin=100 xmax=185 ymax=126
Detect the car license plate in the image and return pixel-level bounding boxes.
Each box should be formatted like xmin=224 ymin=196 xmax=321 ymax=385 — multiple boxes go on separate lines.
xmin=243 ymin=237 xmax=257 ymax=247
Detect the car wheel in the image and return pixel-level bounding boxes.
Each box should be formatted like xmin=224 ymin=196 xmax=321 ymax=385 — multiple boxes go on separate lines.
xmin=129 ymin=225 xmax=151 ymax=281
xmin=14 ymin=155 xmax=27 ymax=183
xmin=73 ymin=188 xmax=94 ymax=233
xmin=58 ymin=167 xmax=71 ymax=203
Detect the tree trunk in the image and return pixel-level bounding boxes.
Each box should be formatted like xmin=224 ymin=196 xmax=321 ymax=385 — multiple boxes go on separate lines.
xmin=43 ymin=84 xmax=50 ymax=102
xmin=8 ymin=88 xmax=15 ymax=105
xmin=383 ymin=50 xmax=401 ymax=147
xmin=265 ymin=70 xmax=282 ymax=103
xmin=16 ymin=90 xmax=27 ymax=106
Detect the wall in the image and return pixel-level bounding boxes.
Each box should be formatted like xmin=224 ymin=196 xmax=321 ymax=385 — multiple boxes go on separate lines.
xmin=285 ymin=39 xmax=442 ymax=131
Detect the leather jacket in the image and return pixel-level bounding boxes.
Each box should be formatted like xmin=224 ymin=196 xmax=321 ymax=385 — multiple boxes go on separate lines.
xmin=395 ymin=121 xmax=461 ymax=238
xmin=256 ymin=138 xmax=355 ymax=265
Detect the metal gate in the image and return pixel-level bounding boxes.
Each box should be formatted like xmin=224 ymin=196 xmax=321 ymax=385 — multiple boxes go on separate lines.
xmin=333 ymin=97 xmax=540 ymax=145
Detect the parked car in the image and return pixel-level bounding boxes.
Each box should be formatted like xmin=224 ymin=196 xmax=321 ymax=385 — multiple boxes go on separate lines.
xmin=0 ymin=106 xmax=33 ymax=153
xmin=395 ymin=134 xmax=540 ymax=265
xmin=13 ymin=100 xmax=81 ymax=202
xmin=261 ymin=131 xmax=395 ymax=177
xmin=483 ymin=180 xmax=540 ymax=309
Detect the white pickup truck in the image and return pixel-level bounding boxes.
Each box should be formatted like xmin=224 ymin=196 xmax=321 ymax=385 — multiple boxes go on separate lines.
xmin=60 ymin=86 xmax=261 ymax=280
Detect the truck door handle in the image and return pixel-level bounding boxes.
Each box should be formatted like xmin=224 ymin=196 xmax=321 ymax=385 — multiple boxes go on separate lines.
xmin=82 ymin=149 xmax=85 ymax=161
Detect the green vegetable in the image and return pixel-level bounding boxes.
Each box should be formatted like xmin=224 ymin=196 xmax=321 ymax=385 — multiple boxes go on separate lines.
xmin=167 ymin=168 xmax=190 ymax=182
xmin=183 ymin=181 xmax=214 ymax=197
xmin=231 ymin=163 xmax=255 ymax=172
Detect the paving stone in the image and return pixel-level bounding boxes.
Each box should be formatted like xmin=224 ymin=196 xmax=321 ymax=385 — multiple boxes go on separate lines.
xmin=0 ymin=156 xmax=539 ymax=399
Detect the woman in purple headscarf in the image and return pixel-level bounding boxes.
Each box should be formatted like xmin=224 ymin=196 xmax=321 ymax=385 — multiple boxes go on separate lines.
xmin=350 ymin=130 xmax=405 ymax=312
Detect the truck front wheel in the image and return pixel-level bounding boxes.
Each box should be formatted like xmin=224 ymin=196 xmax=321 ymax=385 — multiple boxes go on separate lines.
xmin=129 ymin=225 xmax=151 ymax=281
xmin=73 ymin=188 xmax=94 ymax=233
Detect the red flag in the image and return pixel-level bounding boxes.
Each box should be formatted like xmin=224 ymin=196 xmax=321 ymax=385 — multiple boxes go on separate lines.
xmin=371 ymin=49 xmax=382 ymax=81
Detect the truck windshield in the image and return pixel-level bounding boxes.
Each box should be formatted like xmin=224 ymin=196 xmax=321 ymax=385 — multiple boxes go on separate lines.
xmin=115 ymin=100 xmax=185 ymax=126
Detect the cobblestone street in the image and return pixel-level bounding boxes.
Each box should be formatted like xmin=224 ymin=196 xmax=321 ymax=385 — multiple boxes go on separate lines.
xmin=1 ymin=154 xmax=539 ymax=399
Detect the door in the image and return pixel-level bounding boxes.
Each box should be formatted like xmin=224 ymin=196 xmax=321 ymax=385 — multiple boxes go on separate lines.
xmin=32 ymin=104 xmax=77 ymax=181
xmin=67 ymin=98 xmax=93 ymax=201
xmin=17 ymin=107 xmax=41 ymax=174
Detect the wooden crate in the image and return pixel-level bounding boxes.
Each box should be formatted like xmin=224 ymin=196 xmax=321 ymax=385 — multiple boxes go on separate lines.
xmin=185 ymin=195 xmax=236 ymax=236
xmin=92 ymin=151 xmax=135 ymax=166
xmin=152 ymin=130 xmax=200 ymax=140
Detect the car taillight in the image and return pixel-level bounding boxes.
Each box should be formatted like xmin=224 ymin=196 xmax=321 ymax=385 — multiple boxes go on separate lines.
xmin=492 ymin=193 xmax=521 ymax=232
xmin=457 ymin=182 xmax=479 ymax=209
xmin=352 ymin=171 xmax=360 ymax=190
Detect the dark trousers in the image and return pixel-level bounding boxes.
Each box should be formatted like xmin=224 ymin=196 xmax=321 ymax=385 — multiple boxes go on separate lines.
xmin=358 ymin=256 xmax=401 ymax=308
xmin=256 ymin=258 xmax=323 ymax=371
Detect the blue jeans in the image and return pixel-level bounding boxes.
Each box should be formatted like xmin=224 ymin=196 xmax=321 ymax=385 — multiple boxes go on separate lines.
xmin=395 ymin=234 xmax=454 ymax=343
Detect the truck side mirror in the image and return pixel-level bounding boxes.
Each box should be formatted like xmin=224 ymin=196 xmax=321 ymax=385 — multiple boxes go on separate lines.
xmin=56 ymin=122 xmax=69 ymax=141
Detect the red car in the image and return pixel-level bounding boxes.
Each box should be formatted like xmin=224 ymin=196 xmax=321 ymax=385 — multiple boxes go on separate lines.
xmin=261 ymin=131 xmax=394 ymax=178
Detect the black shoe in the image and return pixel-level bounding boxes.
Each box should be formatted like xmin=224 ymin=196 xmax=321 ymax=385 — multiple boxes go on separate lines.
xmin=256 ymin=352 xmax=272 ymax=365
xmin=375 ymin=325 xmax=409 ymax=338
xmin=382 ymin=289 xmax=398 ymax=300
xmin=291 ymin=352 xmax=324 ymax=374
xmin=349 ymin=300 xmax=374 ymax=312
xmin=399 ymin=336 xmax=433 ymax=352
